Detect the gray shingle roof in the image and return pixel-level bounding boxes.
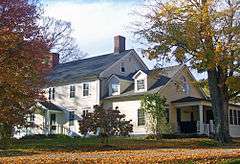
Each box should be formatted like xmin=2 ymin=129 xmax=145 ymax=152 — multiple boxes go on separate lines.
xmin=47 ymin=49 xmax=133 ymax=85
xmin=39 ymin=101 xmax=64 ymax=112
xmin=104 ymin=65 xmax=183 ymax=100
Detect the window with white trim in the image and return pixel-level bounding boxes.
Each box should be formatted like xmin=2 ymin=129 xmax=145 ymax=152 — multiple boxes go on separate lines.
xmin=137 ymin=79 xmax=145 ymax=90
xmin=69 ymin=111 xmax=75 ymax=126
xmin=82 ymin=110 xmax=89 ymax=117
xmin=229 ymin=109 xmax=240 ymax=125
xmin=138 ymin=108 xmax=145 ymax=126
xmin=180 ymin=76 xmax=190 ymax=94
xmin=83 ymin=83 xmax=89 ymax=96
xmin=29 ymin=114 xmax=35 ymax=122
xmin=70 ymin=85 xmax=75 ymax=98
xmin=111 ymin=84 xmax=119 ymax=94
xmin=48 ymin=87 xmax=55 ymax=100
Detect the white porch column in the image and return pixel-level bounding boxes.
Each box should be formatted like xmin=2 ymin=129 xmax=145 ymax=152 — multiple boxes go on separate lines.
xmin=198 ymin=105 xmax=204 ymax=134
xmin=46 ymin=110 xmax=50 ymax=135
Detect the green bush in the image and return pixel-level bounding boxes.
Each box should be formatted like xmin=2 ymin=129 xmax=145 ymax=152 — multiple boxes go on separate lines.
xmin=198 ymin=140 xmax=222 ymax=147
xmin=21 ymin=134 xmax=71 ymax=140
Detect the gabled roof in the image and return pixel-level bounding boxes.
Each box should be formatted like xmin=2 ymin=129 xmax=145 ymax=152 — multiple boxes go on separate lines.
xmin=47 ymin=49 xmax=133 ymax=85
xmin=39 ymin=101 xmax=64 ymax=112
xmin=171 ymin=96 xmax=207 ymax=103
xmin=104 ymin=65 xmax=180 ymax=100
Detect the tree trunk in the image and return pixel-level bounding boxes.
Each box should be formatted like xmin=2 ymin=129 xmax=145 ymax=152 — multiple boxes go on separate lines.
xmin=0 ymin=123 xmax=13 ymax=149
xmin=207 ymin=69 xmax=231 ymax=143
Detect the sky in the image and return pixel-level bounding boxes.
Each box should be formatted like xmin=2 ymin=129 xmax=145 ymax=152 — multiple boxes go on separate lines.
xmin=42 ymin=0 xmax=206 ymax=79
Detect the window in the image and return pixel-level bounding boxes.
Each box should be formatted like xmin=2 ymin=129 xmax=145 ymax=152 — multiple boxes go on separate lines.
xmin=121 ymin=62 xmax=125 ymax=72
xmin=230 ymin=110 xmax=240 ymax=125
xmin=234 ymin=110 xmax=238 ymax=125
xmin=82 ymin=110 xmax=88 ymax=117
xmin=137 ymin=79 xmax=145 ymax=90
xmin=69 ymin=111 xmax=75 ymax=126
xmin=70 ymin=85 xmax=75 ymax=98
xmin=48 ymin=87 xmax=55 ymax=100
xmin=165 ymin=108 xmax=169 ymax=123
xmin=83 ymin=83 xmax=89 ymax=96
xmin=230 ymin=110 xmax=233 ymax=124
xmin=238 ymin=111 xmax=240 ymax=125
xmin=180 ymin=76 xmax=190 ymax=94
xmin=29 ymin=114 xmax=35 ymax=122
xmin=138 ymin=108 xmax=145 ymax=126
xmin=112 ymin=84 xmax=119 ymax=94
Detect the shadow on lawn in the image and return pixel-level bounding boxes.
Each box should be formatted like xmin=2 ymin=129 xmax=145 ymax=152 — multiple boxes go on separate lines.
xmin=9 ymin=137 xmax=240 ymax=153
xmin=0 ymin=150 xmax=38 ymax=157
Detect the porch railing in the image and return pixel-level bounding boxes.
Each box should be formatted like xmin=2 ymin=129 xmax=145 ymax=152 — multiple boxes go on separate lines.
xmin=46 ymin=124 xmax=71 ymax=135
xmin=197 ymin=121 xmax=215 ymax=136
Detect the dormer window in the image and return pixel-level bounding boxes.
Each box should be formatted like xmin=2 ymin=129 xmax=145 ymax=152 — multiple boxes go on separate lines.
xmin=120 ymin=62 xmax=125 ymax=73
xmin=137 ymin=79 xmax=145 ymax=90
xmin=112 ymin=84 xmax=119 ymax=94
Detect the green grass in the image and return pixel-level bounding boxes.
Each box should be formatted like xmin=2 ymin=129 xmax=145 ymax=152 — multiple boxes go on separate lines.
xmin=221 ymin=158 xmax=240 ymax=164
xmin=5 ymin=135 xmax=240 ymax=152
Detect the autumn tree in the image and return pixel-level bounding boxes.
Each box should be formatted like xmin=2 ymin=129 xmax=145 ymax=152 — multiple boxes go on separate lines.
xmin=79 ymin=105 xmax=133 ymax=144
xmin=40 ymin=17 xmax=87 ymax=63
xmin=134 ymin=0 xmax=239 ymax=143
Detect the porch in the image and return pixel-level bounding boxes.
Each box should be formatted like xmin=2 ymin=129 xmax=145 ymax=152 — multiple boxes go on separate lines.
xmin=39 ymin=102 xmax=70 ymax=135
xmin=171 ymin=97 xmax=215 ymax=136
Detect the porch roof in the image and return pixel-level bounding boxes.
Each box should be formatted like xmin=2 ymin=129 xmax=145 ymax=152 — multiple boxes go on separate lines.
xmin=39 ymin=101 xmax=64 ymax=112
xmin=171 ymin=96 xmax=240 ymax=109
xmin=171 ymin=97 xmax=208 ymax=103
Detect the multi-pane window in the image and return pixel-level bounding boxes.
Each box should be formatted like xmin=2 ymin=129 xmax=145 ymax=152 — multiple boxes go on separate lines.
xmin=180 ymin=76 xmax=190 ymax=94
xmin=29 ymin=114 xmax=35 ymax=122
xmin=230 ymin=110 xmax=233 ymax=124
xmin=69 ymin=111 xmax=75 ymax=126
xmin=138 ymin=108 xmax=145 ymax=126
xmin=112 ymin=84 xmax=119 ymax=94
xmin=137 ymin=80 xmax=145 ymax=90
xmin=70 ymin=85 xmax=75 ymax=98
xmin=229 ymin=109 xmax=240 ymax=125
xmin=83 ymin=83 xmax=89 ymax=96
xmin=165 ymin=108 xmax=169 ymax=123
xmin=48 ymin=87 xmax=55 ymax=100
xmin=82 ymin=110 xmax=89 ymax=117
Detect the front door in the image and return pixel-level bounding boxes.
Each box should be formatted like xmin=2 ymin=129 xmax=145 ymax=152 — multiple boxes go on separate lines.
xmin=50 ymin=114 xmax=56 ymax=134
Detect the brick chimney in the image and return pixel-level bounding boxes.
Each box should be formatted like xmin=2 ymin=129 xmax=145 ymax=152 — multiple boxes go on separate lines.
xmin=49 ymin=53 xmax=59 ymax=68
xmin=114 ymin=35 xmax=125 ymax=53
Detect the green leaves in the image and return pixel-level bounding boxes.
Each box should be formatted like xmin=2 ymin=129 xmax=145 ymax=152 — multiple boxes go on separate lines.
xmin=141 ymin=93 xmax=172 ymax=138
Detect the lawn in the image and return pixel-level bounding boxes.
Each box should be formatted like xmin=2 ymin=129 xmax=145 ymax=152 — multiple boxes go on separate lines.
xmin=1 ymin=135 xmax=240 ymax=163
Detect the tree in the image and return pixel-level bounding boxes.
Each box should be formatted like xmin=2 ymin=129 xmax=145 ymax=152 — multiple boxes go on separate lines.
xmin=0 ymin=0 xmax=51 ymax=147
xmin=79 ymin=105 xmax=133 ymax=144
xmin=40 ymin=17 xmax=87 ymax=63
xmin=141 ymin=93 xmax=172 ymax=139
xmin=134 ymin=0 xmax=239 ymax=143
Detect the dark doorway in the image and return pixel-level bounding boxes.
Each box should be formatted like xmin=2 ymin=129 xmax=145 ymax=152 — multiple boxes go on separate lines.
xmin=206 ymin=110 xmax=214 ymax=124
xmin=177 ymin=108 xmax=181 ymax=123
xmin=50 ymin=114 xmax=56 ymax=125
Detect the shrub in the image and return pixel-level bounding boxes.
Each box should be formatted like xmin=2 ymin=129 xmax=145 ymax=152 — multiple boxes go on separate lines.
xmin=79 ymin=105 xmax=133 ymax=144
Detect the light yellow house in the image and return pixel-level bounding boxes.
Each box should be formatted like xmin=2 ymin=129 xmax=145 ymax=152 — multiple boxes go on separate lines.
xmin=104 ymin=65 xmax=240 ymax=137
xmin=14 ymin=36 xmax=240 ymax=138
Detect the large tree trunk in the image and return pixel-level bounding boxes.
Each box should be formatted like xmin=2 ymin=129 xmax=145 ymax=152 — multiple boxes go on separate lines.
xmin=0 ymin=123 xmax=13 ymax=149
xmin=207 ymin=69 xmax=231 ymax=143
